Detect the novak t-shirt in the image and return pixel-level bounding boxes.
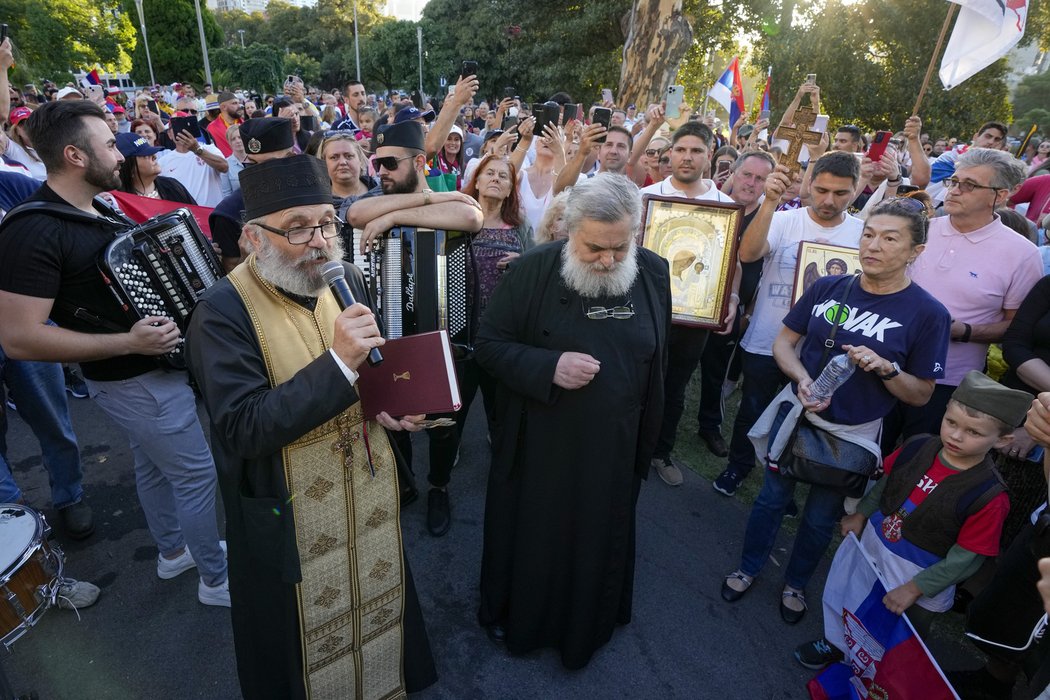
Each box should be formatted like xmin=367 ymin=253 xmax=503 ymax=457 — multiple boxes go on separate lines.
xmin=740 ymin=207 xmax=863 ymax=356
xmin=157 ymin=145 xmax=225 ymax=207
xmin=782 ymin=274 xmax=951 ymax=425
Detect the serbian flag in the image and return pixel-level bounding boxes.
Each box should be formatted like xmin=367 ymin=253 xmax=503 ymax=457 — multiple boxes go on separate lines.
xmin=939 ymin=0 xmax=1027 ymax=89
xmin=707 ymin=57 xmax=746 ymax=125
xmin=81 ymin=68 xmax=102 ymax=88
xmin=759 ymin=67 xmax=771 ymax=113
xmin=108 ymin=191 xmax=214 ymax=239
xmin=809 ymin=534 xmax=959 ymax=700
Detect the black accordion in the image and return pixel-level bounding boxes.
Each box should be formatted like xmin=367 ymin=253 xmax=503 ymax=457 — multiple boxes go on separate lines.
xmin=100 ymin=209 xmax=222 ymax=369
xmin=347 ymin=227 xmax=472 ymax=355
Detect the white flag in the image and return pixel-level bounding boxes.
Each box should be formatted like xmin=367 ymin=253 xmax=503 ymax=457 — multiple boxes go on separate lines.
xmin=939 ymin=0 xmax=1028 ymax=90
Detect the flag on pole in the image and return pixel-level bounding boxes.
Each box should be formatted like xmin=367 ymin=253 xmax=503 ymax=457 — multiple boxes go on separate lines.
xmin=80 ymin=68 xmax=102 ymax=89
xmin=939 ymin=0 xmax=1028 ymax=90
xmin=707 ymin=57 xmax=746 ymax=125
xmin=760 ymin=67 xmax=771 ymax=113
xmin=809 ymin=533 xmax=959 ymax=700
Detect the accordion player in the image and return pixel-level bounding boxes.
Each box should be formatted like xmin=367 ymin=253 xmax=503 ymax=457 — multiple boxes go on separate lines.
xmin=345 ymin=226 xmax=473 ymax=356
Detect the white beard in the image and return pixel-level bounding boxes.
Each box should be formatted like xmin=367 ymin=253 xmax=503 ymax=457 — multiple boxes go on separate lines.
xmin=253 ymin=233 xmax=346 ymax=298
xmin=560 ymin=239 xmax=639 ymax=299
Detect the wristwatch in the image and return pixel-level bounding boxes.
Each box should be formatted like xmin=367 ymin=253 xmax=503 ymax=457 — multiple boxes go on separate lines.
xmin=878 ymin=361 xmax=901 ymax=380
xmin=421 ymin=188 xmax=433 ymax=205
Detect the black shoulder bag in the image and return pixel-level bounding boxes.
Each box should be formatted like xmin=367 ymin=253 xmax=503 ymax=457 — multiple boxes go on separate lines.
xmin=780 ymin=274 xmax=879 ymax=498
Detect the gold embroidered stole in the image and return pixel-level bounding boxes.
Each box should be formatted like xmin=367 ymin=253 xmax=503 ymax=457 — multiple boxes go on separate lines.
xmin=229 ymin=257 xmax=406 ymax=700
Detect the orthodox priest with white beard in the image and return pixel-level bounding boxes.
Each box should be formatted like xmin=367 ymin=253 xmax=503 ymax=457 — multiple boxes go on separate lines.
xmin=474 ymin=173 xmax=671 ymax=669
xmin=185 ymin=154 xmax=436 ymax=699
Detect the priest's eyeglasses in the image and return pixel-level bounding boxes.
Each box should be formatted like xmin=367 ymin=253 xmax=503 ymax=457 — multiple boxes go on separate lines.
xmin=255 ymin=217 xmax=343 ymax=245
xmin=943 ymin=177 xmax=1002 ymax=194
xmin=584 ymin=301 xmax=635 ymax=320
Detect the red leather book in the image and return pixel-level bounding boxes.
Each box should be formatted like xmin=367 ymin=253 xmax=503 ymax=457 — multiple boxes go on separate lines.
xmin=356 ymin=330 xmax=462 ymax=419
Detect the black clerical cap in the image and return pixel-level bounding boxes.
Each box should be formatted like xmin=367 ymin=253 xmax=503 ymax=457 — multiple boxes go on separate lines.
xmin=374 ymin=121 xmax=425 ymax=153
xmin=239 ymin=117 xmax=293 ymax=155
xmin=240 ymin=154 xmax=332 ymax=221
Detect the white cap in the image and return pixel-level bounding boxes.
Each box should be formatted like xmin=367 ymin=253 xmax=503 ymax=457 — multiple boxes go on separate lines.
xmin=56 ymin=87 xmax=83 ymax=100
xmin=449 ymin=125 xmax=463 ymax=139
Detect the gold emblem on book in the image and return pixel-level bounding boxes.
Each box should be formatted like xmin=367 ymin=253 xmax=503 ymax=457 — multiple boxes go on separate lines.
xmin=393 ymin=371 xmax=411 ymax=382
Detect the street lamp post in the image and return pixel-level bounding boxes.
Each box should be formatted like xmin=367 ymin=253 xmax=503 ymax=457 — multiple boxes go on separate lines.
xmin=193 ymin=0 xmax=213 ymax=87
xmin=133 ymin=0 xmax=156 ymax=86
xmin=353 ymin=0 xmax=361 ymax=82
xmin=237 ymin=29 xmax=245 ymax=49
xmin=417 ymin=26 xmax=423 ymax=97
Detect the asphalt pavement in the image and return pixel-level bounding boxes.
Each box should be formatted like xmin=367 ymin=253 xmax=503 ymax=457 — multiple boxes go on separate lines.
xmin=0 ymin=386 xmax=993 ymax=699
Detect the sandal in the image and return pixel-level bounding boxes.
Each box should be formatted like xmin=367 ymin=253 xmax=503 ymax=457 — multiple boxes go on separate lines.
xmin=781 ymin=586 xmax=807 ymax=624
xmin=721 ymin=570 xmax=754 ymax=603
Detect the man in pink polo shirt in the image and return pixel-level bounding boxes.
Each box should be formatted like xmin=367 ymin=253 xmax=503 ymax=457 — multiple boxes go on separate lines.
xmin=882 ymin=148 xmax=1042 ymax=451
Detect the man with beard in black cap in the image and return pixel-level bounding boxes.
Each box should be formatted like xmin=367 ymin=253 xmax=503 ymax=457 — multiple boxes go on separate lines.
xmin=209 ymin=117 xmax=295 ymax=273
xmin=185 ymin=154 xmax=437 ymax=699
xmin=348 ymin=120 xmax=483 ymax=538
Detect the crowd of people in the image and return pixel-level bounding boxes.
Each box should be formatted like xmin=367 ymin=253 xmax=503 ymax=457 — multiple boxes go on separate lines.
xmin=7 ymin=27 xmax=1050 ymax=698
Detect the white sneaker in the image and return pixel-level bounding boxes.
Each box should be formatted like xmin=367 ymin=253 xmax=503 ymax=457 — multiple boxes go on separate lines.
xmin=56 ymin=578 xmax=101 ymax=610
xmin=198 ymin=577 xmax=231 ymax=607
xmin=157 ymin=540 xmax=227 ymax=580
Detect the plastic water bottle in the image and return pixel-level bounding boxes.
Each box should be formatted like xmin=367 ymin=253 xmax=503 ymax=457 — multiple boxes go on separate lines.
xmin=809 ymin=354 xmax=855 ymax=404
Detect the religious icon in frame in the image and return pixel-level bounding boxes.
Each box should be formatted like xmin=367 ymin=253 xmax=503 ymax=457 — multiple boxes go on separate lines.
xmin=641 ymin=194 xmax=744 ymax=329
xmin=791 ymin=241 xmax=861 ymax=305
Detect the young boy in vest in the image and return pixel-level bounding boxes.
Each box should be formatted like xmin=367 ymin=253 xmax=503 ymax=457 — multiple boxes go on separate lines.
xmin=795 ymin=370 xmax=1031 ymax=669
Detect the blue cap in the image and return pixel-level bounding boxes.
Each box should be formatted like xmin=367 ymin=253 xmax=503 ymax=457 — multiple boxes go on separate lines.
xmin=115 ymin=132 xmax=165 ymax=158
xmin=394 ymin=106 xmax=436 ymax=124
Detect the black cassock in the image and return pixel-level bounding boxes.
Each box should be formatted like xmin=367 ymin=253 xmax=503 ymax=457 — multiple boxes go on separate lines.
xmin=475 ymin=240 xmax=670 ymax=670
xmin=185 ymin=263 xmax=435 ymax=699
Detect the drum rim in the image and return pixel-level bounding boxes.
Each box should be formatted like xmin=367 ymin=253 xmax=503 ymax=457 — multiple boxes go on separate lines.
xmin=0 ymin=503 xmax=47 ymax=582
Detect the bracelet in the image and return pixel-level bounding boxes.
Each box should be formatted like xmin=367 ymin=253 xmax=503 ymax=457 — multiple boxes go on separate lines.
xmin=887 ymin=178 xmax=901 ymax=185
xmin=960 ymin=322 xmax=972 ymax=343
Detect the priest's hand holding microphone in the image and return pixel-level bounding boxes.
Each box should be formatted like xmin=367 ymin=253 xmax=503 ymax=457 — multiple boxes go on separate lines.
xmin=324 ymin=261 xmax=426 ymax=432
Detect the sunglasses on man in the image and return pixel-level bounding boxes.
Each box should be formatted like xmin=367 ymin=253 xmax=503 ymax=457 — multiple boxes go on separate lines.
xmin=370 ymin=155 xmax=415 ymax=171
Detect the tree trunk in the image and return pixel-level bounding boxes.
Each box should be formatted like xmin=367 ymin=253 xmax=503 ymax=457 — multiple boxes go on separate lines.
xmin=617 ymin=0 xmax=694 ymax=110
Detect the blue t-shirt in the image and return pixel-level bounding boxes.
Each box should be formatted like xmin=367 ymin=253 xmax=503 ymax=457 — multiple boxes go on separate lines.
xmin=782 ymin=274 xmax=951 ymax=425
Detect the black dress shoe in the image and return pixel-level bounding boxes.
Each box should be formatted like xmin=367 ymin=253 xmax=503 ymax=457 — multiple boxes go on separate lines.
xmin=720 ymin=572 xmax=752 ymax=603
xmin=698 ymin=429 xmax=729 ymax=458
xmin=485 ymin=623 xmax=506 ymax=644
xmin=426 ymin=488 xmax=451 ymax=537
xmin=781 ymin=590 xmax=807 ymax=624
xmin=59 ymin=501 xmax=95 ymax=540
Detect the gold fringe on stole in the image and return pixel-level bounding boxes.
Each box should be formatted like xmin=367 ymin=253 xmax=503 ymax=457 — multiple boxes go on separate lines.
xmin=229 ymin=257 xmax=407 ymax=700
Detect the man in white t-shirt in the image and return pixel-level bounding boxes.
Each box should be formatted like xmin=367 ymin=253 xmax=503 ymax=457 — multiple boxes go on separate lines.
xmin=641 ymin=122 xmax=738 ymax=486
xmin=713 ymin=151 xmax=864 ymax=497
xmin=157 ymin=101 xmax=228 ymax=207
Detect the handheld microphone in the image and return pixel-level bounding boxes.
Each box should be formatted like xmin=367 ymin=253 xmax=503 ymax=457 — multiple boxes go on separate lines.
xmin=320 ymin=260 xmax=383 ymax=366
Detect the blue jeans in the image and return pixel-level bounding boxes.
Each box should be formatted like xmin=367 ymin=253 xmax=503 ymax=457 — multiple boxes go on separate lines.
xmin=0 ymin=343 xmax=84 ymax=508
xmin=739 ymin=466 xmax=845 ymax=590
xmin=726 ymin=351 xmax=787 ymax=476
xmin=86 ymin=369 xmax=227 ymax=585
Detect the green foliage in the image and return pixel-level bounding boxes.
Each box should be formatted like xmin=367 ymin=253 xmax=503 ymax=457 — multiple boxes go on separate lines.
xmin=0 ymin=0 xmax=135 ymax=84
xmin=284 ymin=52 xmax=320 ymax=87
xmin=1014 ymin=70 xmax=1050 ymax=122
xmin=359 ymin=19 xmax=420 ymax=92
xmin=1017 ymin=108 xmax=1050 ymax=137
xmin=122 ymin=0 xmax=224 ymax=86
xmin=753 ymin=0 xmax=1011 ymax=139
xmin=211 ymin=43 xmax=284 ymax=94
xmin=212 ymin=0 xmax=383 ymax=88
xmin=417 ymin=0 xmax=628 ymax=104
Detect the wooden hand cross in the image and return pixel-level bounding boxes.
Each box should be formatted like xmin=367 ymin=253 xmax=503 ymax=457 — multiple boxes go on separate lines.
xmin=774 ymin=103 xmax=822 ymax=175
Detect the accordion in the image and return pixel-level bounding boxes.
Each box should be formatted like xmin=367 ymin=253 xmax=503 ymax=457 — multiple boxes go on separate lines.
xmin=100 ymin=209 xmax=222 ymax=369
xmin=348 ymin=227 xmax=473 ymax=355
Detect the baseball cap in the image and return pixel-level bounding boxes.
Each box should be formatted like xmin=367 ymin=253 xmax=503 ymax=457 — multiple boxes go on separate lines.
xmin=394 ymin=106 xmax=436 ymax=124
xmin=56 ymin=87 xmax=83 ymax=100
xmin=116 ymin=132 xmax=166 ymax=158
xmin=9 ymin=107 xmax=32 ymax=126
